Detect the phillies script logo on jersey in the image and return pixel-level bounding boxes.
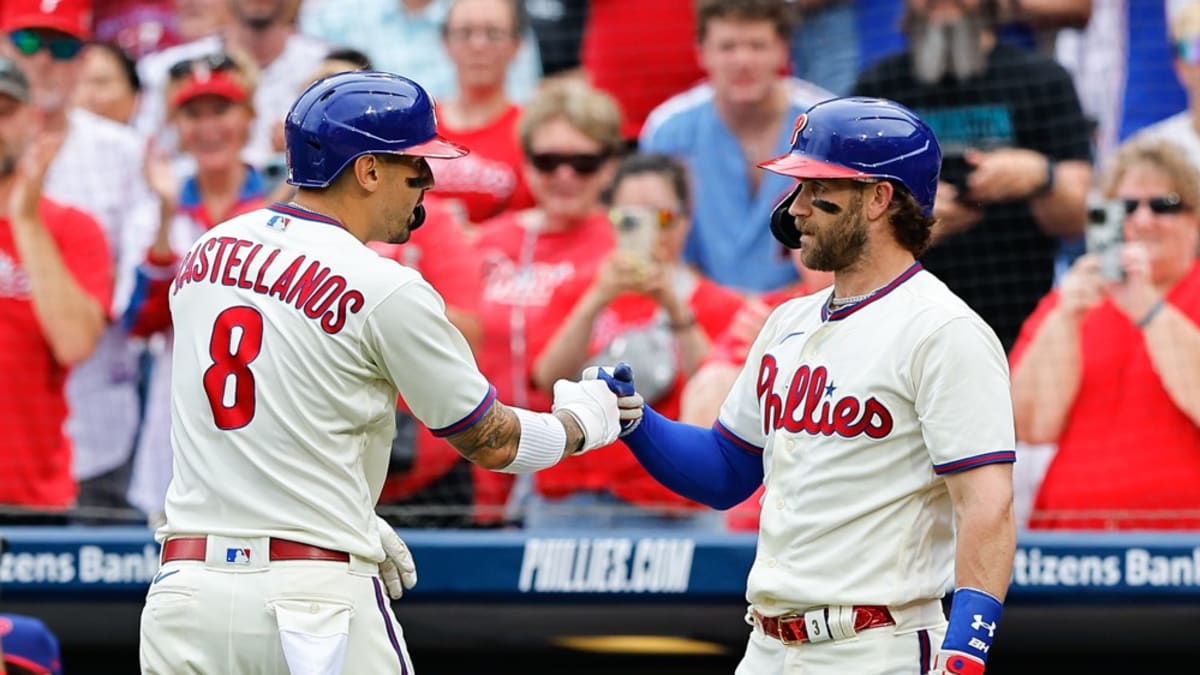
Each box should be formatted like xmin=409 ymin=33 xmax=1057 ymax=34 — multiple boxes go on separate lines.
xmin=757 ymin=355 xmax=894 ymax=439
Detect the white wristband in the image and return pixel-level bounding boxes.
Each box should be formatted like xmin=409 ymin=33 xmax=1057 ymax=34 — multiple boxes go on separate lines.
xmin=500 ymin=408 xmax=568 ymax=474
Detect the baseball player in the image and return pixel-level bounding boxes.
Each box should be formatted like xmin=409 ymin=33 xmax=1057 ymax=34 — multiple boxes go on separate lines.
xmin=589 ymin=97 xmax=1017 ymax=674
xmin=138 ymin=71 xmax=622 ymax=675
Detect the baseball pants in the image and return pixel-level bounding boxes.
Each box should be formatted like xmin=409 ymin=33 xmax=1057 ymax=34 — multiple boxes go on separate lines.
xmin=735 ymin=601 xmax=947 ymax=675
xmin=140 ymin=535 xmax=413 ymax=675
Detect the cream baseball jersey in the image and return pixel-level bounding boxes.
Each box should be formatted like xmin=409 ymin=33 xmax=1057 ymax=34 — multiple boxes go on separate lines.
xmin=159 ymin=204 xmax=495 ymax=560
xmin=717 ymin=264 xmax=1015 ymax=611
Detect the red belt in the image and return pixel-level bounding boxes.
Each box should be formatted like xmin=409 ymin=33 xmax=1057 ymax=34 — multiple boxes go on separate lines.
xmin=161 ymin=537 xmax=350 ymax=563
xmin=753 ymin=606 xmax=895 ymax=645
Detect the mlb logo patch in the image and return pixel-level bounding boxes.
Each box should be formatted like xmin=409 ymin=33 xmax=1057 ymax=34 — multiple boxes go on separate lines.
xmin=226 ymin=548 xmax=252 ymax=564
xmin=266 ymin=215 xmax=290 ymax=231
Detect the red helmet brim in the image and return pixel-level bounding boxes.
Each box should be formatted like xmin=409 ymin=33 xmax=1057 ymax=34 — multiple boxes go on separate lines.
xmin=758 ymin=153 xmax=871 ymax=180
xmin=405 ymin=136 xmax=470 ymax=159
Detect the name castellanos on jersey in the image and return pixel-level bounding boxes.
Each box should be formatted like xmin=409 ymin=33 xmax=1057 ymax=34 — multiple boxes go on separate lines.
xmin=171 ymin=232 xmax=366 ymax=335
xmin=757 ymin=357 xmax=894 ymax=439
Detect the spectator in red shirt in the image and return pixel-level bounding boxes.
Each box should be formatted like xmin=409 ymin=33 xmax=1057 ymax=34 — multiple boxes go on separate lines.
xmin=527 ymin=153 xmax=747 ymax=529
xmin=430 ymin=0 xmax=535 ymax=226
xmin=1012 ymin=137 xmax=1200 ymax=530
xmin=472 ymin=78 xmax=623 ymax=523
xmin=0 ymin=57 xmax=112 ymax=522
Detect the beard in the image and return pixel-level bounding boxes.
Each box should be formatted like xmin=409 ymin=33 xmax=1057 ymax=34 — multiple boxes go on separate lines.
xmin=908 ymin=13 xmax=988 ymax=85
xmin=799 ymin=191 xmax=869 ymax=272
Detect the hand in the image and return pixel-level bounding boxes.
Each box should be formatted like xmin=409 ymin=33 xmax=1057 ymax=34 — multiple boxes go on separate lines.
xmin=8 ymin=132 xmax=64 ymax=225
xmin=581 ymin=362 xmax=644 ymax=436
xmin=143 ymin=136 xmax=181 ymax=208
xmin=376 ymin=516 xmax=417 ymax=600
xmin=1056 ymin=254 xmax=1105 ymax=321
xmin=964 ymin=148 xmax=1050 ymax=203
xmin=932 ymin=182 xmax=983 ymax=240
xmin=551 ymin=378 xmax=621 ymax=454
xmin=1108 ymin=242 xmax=1161 ymax=322
xmin=931 ymin=650 xmax=986 ymax=675
xmin=589 ymin=252 xmax=657 ymax=305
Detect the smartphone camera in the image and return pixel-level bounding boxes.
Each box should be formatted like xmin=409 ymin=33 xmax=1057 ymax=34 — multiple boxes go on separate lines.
xmin=1086 ymin=196 xmax=1126 ymax=282
xmin=610 ymin=207 xmax=659 ymax=262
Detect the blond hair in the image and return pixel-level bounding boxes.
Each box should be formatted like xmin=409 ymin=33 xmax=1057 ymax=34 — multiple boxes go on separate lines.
xmin=1172 ymin=1 xmax=1200 ymax=41
xmin=518 ymin=79 xmax=623 ymax=157
xmin=1104 ymin=136 xmax=1200 ymax=210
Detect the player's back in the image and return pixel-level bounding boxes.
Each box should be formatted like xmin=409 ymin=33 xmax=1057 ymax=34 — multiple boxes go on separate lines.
xmin=161 ymin=205 xmax=433 ymax=560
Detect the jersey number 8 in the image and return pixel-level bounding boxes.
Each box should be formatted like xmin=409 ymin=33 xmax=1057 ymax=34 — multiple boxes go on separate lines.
xmin=203 ymin=306 xmax=264 ymax=430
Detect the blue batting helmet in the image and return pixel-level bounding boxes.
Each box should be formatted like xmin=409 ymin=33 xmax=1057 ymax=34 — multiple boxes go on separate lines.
xmin=285 ymin=71 xmax=467 ymax=188
xmin=758 ymin=97 xmax=941 ymax=249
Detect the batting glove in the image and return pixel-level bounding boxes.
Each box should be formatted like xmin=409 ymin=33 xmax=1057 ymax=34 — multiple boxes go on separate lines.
xmin=581 ymin=362 xmax=643 ymax=437
xmin=376 ymin=516 xmax=417 ymax=600
xmin=551 ymin=379 xmax=621 ymax=454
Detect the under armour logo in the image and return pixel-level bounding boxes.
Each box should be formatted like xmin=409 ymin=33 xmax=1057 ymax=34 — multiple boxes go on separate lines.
xmin=40 ymin=0 xmax=61 ymax=13
xmin=971 ymin=615 xmax=996 ymax=638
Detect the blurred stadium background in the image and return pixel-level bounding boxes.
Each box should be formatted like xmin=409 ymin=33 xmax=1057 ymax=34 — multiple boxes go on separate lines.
xmin=3 ymin=0 xmax=1200 ymax=673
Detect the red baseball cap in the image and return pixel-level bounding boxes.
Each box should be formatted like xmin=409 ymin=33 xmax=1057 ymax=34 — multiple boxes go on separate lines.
xmin=170 ymin=68 xmax=250 ymax=110
xmin=0 ymin=0 xmax=93 ymax=41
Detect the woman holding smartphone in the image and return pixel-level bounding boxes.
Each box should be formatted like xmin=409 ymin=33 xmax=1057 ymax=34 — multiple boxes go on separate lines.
xmin=525 ymin=153 xmax=746 ymax=530
xmin=1010 ymin=137 xmax=1200 ymax=531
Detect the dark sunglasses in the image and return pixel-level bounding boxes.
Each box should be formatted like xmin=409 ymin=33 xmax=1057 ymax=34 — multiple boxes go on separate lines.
xmin=529 ymin=152 xmax=610 ymax=175
xmin=1121 ymin=193 xmax=1186 ymax=216
xmin=168 ymin=52 xmax=237 ymax=81
xmin=8 ymin=29 xmax=82 ymax=61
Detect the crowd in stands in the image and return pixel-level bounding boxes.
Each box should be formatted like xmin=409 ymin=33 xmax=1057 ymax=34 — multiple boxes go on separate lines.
xmin=1 ymin=0 xmax=1199 ymax=534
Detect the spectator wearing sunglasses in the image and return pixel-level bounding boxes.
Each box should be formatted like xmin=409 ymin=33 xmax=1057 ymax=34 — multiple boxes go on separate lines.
xmin=134 ymin=0 xmax=329 ymax=173
xmin=123 ymin=50 xmax=267 ymax=525
xmin=523 ymin=153 xmax=746 ymax=530
xmin=0 ymin=56 xmax=113 ymax=524
xmin=73 ymin=42 xmax=141 ymax=126
xmin=1011 ymin=137 xmax=1200 ymax=531
xmin=428 ymin=0 xmax=534 ymax=226
xmin=2 ymin=0 xmax=161 ymax=524
xmin=470 ymin=79 xmax=622 ymax=524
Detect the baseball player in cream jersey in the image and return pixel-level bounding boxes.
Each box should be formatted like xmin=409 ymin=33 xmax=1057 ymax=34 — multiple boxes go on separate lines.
xmin=138 ymin=72 xmax=621 ymax=675
xmin=588 ymin=98 xmax=1017 ymax=675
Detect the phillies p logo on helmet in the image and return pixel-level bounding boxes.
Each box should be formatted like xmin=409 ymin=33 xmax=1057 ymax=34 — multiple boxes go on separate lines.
xmin=789 ymin=114 xmax=808 ymax=149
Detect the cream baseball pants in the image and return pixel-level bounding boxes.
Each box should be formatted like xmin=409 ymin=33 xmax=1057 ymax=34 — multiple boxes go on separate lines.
xmin=140 ymin=535 xmax=413 ymax=675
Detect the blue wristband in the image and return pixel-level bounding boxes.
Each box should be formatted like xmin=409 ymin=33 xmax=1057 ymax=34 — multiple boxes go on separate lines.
xmin=941 ymin=587 xmax=1003 ymax=663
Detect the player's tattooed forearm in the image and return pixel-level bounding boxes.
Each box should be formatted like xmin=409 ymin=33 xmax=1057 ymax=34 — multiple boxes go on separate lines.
xmin=448 ymin=403 xmax=520 ymax=468
xmin=552 ymin=410 xmax=586 ymax=455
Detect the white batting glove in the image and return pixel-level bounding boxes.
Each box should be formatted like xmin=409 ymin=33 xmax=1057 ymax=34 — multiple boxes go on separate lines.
xmin=376 ymin=516 xmax=417 ymax=600
xmin=551 ymin=379 xmax=621 ymax=454
xmin=581 ymin=363 xmax=644 ymax=436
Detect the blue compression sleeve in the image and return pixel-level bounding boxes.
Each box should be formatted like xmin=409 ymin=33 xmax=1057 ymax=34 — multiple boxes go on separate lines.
xmin=622 ymin=406 xmax=764 ymax=510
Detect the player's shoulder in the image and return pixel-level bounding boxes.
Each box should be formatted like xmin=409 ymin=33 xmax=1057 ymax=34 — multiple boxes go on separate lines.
xmin=759 ymin=286 xmax=830 ymax=333
xmin=899 ymin=268 xmax=997 ymax=334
